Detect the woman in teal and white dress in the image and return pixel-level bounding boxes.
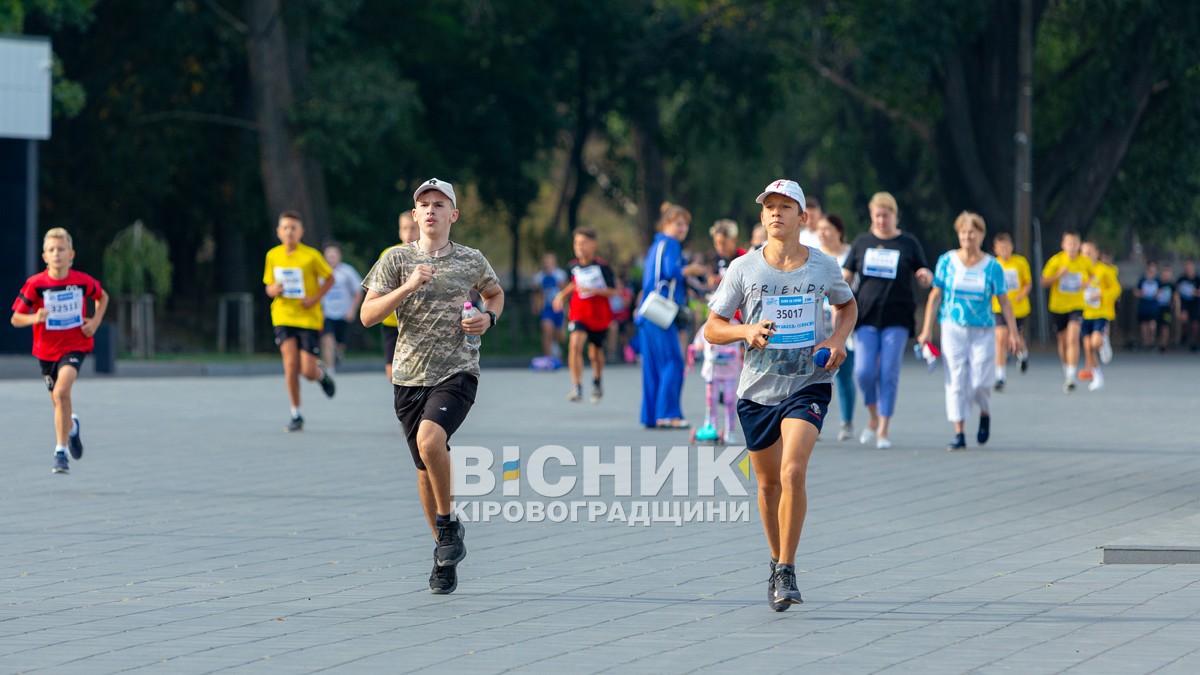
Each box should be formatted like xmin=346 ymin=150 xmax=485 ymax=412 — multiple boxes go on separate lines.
xmin=917 ymin=211 xmax=1021 ymax=451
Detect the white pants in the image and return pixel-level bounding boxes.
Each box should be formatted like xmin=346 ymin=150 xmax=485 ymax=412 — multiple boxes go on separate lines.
xmin=941 ymin=323 xmax=995 ymax=422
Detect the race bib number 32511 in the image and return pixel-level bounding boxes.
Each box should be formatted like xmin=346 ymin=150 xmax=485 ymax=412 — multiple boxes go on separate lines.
xmin=43 ymin=288 xmax=84 ymax=330
xmin=763 ymin=295 xmax=817 ymax=350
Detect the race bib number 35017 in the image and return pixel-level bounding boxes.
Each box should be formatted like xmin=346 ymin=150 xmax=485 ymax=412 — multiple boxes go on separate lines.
xmin=763 ymin=295 xmax=816 ymax=349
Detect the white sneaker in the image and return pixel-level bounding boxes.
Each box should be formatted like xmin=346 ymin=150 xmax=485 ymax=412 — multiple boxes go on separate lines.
xmin=876 ymin=437 xmax=892 ymax=449
xmin=859 ymin=428 xmax=876 ymax=445
xmin=724 ymin=431 xmax=740 ymax=446
xmin=1088 ymin=380 xmax=1104 ymax=392
xmin=837 ymin=422 xmax=854 ymax=442
xmin=1099 ymin=337 xmax=1113 ymax=364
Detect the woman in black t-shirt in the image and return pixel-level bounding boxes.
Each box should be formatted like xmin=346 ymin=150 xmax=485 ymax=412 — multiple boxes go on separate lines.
xmin=842 ymin=192 xmax=932 ymax=449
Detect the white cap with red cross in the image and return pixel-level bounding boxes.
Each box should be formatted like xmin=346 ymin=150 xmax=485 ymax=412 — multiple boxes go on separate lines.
xmin=755 ymin=179 xmax=806 ymax=210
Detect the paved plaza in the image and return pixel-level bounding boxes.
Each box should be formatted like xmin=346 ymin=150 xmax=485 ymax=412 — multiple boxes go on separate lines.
xmin=2 ymin=351 xmax=1199 ymax=673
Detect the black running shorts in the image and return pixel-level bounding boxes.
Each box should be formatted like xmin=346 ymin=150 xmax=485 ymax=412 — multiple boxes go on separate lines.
xmin=1050 ymin=311 xmax=1083 ymax=333
xmin=39 ymin=352 xmax=87 ymax=392
xmin=393 ymin=372 xmax=479 ymax=470
xmin=273 ymin=326 xmax=321 ymax=356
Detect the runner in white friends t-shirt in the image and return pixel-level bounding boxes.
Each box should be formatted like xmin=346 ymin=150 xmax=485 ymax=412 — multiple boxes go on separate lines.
xmin=706 ymin=179 xmax=856 ymax=612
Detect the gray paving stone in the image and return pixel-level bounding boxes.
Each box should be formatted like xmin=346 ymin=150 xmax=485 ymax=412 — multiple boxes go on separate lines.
xmin=3 ymin=353 xmax=1200 ymax=673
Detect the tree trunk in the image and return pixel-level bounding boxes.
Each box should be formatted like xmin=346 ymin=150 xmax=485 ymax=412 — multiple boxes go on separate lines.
xmin=1037 ymin=28 xmax=1159 ymax=243
xmin=243 ymin=0 xmax=324 ymax=244
xmin=631 ymin=103 xmax=666 ymax=248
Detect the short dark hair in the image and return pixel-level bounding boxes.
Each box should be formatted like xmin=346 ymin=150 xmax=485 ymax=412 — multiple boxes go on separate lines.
xmin=575 ymin=226 xmax=598 ymax=240
xmin=993 ymin=232 xmax=1013 ymax=244
xmin=821 ymin=213 xmax=845 ymax=241
xmin=279 ymin=210 xmax=304 ymax=223
xmin=322 ymin=240 xmax=341 ymax=251
xmin=806 ymin=196 xmax=822 ymax=210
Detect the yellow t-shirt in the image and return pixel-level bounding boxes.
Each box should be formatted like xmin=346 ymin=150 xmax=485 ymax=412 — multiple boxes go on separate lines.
xmin=1042 ymin=252 xmax=1093 ymax=314
xmin=991 ymin=254 xmax=1032 ymax=318
xmin=378 ymin=244 xmax=403 ymax=328
xmin=1083 ymin=261 xmax=1121 ymax=321
xmin=263 ymin=243 xmax=332 ymax=330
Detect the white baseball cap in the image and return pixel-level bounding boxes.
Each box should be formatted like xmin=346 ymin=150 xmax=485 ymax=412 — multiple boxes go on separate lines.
xmin=755 ymin=179 xmax=806 ymax=211
xmin=414 ymin=178 xmax=457 ymax=209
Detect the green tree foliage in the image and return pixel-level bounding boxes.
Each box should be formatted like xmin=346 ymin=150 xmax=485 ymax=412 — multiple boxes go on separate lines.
xmin=25 ymin=0 xmax=1200 ymax=352
xmin=103 ymin=220 xmax=173 ymax=299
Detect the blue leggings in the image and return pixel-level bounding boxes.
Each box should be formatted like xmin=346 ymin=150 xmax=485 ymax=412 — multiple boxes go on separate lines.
xmin=836 ymin=348 xmax=856 ymax=424
xmin=854 ymin=326 xmax=909 ymax=418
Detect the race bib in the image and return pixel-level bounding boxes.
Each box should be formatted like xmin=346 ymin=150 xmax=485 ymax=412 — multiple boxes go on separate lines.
xmin=954 ymin=267 xmax=987 ymax=298
xmin=1059 ymin=272 xmax=1082 ymax=293
xmin=1142 ymin=280 xmax=1158 ymax=297
xmin=43 ymin=288 xmax=84 ymax=330
xmin=1179 ymin=280 xmax=1195 ymax=300
xmin=573 ymin=264 xmax=606 ymax=299
xmin=1156 ymin=287 xmax=1173 ymax=305
xmin=763 ymin=295 xmax=817 ymax=350
xmin=863 ymin=248 xmax=900 ymax=279
xmin=275 ymin=267 xmax=305 ymax=299
xmin=1084 ymin=286 xmax=1102 ymax=308
xmin=1003 ymin=268 xmax=1019 ymax=293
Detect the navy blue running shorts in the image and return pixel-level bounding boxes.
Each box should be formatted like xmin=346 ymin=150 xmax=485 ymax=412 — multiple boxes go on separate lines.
xmin=736 ymin=383 xmax=832 ymax=451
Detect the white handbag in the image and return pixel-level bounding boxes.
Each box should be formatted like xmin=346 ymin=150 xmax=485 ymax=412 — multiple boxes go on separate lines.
xmin=636 ymin=240 xmax=680 ymax=329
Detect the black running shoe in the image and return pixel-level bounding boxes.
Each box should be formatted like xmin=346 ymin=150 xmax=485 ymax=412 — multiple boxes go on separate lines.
xmin=994 ymin=379 xmax=1005 ymax=393
xmin=977 ymin=415 xmax=991 ymax=445
xmin=429 ymin=561 xmax=458 ymax=594
xmin=286 ymin=415 xmax=304 ymax=433
xmin=52 ymin=453 xmax=69 ymax=474
xmin=773 ymin=564 xmax=803 ymax=606
xmin=947 ymin=433 xmax=967 ymax=451
xmin=768 ymin=561 xmax=788 ymax=612
xmin=68 ymin=415 xmax=84 ymax=460
xmin=434 ymin=519 xmax=466 ymax=567
xmin=319 ymin=372 xmax=336 ymax=398
xmin=590 ymin=381 xmax=603 ymax=404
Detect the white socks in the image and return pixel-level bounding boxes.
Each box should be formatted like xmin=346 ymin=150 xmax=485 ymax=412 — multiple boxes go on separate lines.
xmin=290 ymin=406 xmax=301 ymax=418
xmin=996 ymin=365 xmax=1007 ymax=381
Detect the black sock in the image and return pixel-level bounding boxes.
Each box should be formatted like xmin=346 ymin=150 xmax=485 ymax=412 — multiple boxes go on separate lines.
xmin=435 ymin=513 xmax=451 ymax=525
xmin=593 ymin=378 xmax=601 ymax=387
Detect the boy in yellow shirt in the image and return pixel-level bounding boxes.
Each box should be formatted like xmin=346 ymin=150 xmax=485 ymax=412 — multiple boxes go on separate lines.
xmin=1041 ymin=231 xmax=1093 ymax=393
xmin=1079 ymin=241 xmax=1120 ymax=391
xmin=377 ymin=212 xmax=421 ymax=378
xmin=990 ymin=232 xmax=1032 ymax=390
xmin=263 ymin=210 xmax=337 ymax=431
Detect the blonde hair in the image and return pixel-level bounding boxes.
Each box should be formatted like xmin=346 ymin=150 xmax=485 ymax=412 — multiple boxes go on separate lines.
xmin=44 ymin=227 xmax=73 ymax=249
xmin=658 ymin=202 xmax=692 ymax=228
xmin=953 ymin=211 xmax=986 ymax=235
xmin=709 ymin=219 xmax=738 ymax=239
xmin=868 ymin=192 xmax=898 ymax=215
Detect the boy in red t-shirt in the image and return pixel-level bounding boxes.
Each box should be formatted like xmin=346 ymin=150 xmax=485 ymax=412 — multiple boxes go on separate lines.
xmin=552 ymin=227 xmax=617 ymax=403
xmin=10 ymin=228 xmax=109 ymax=474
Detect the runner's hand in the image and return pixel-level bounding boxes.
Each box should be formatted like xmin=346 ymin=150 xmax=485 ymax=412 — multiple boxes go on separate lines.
xmin=744 ymin=320 xmax=775 ymax=350
xmin=266 ymin=283 xmax=283 ymax=298
xmin=462 ymin=312 xmax=490 ymax=336
xmin=401 ymin=264 xmax=435 ymax=295
xmin=814 ymin=341 xmax=846 ymax=369
xmin=32 ymin=308 xmax=48 ymax=324
xmin=81 ymin=317 xmax=99 ymax=337
xmin=300 ymin=295 xmax=319 ymax=309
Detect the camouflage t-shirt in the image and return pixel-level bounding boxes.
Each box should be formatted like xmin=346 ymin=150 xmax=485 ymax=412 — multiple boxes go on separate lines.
xmin=362 ymin=242 xmax=501 ymax=387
